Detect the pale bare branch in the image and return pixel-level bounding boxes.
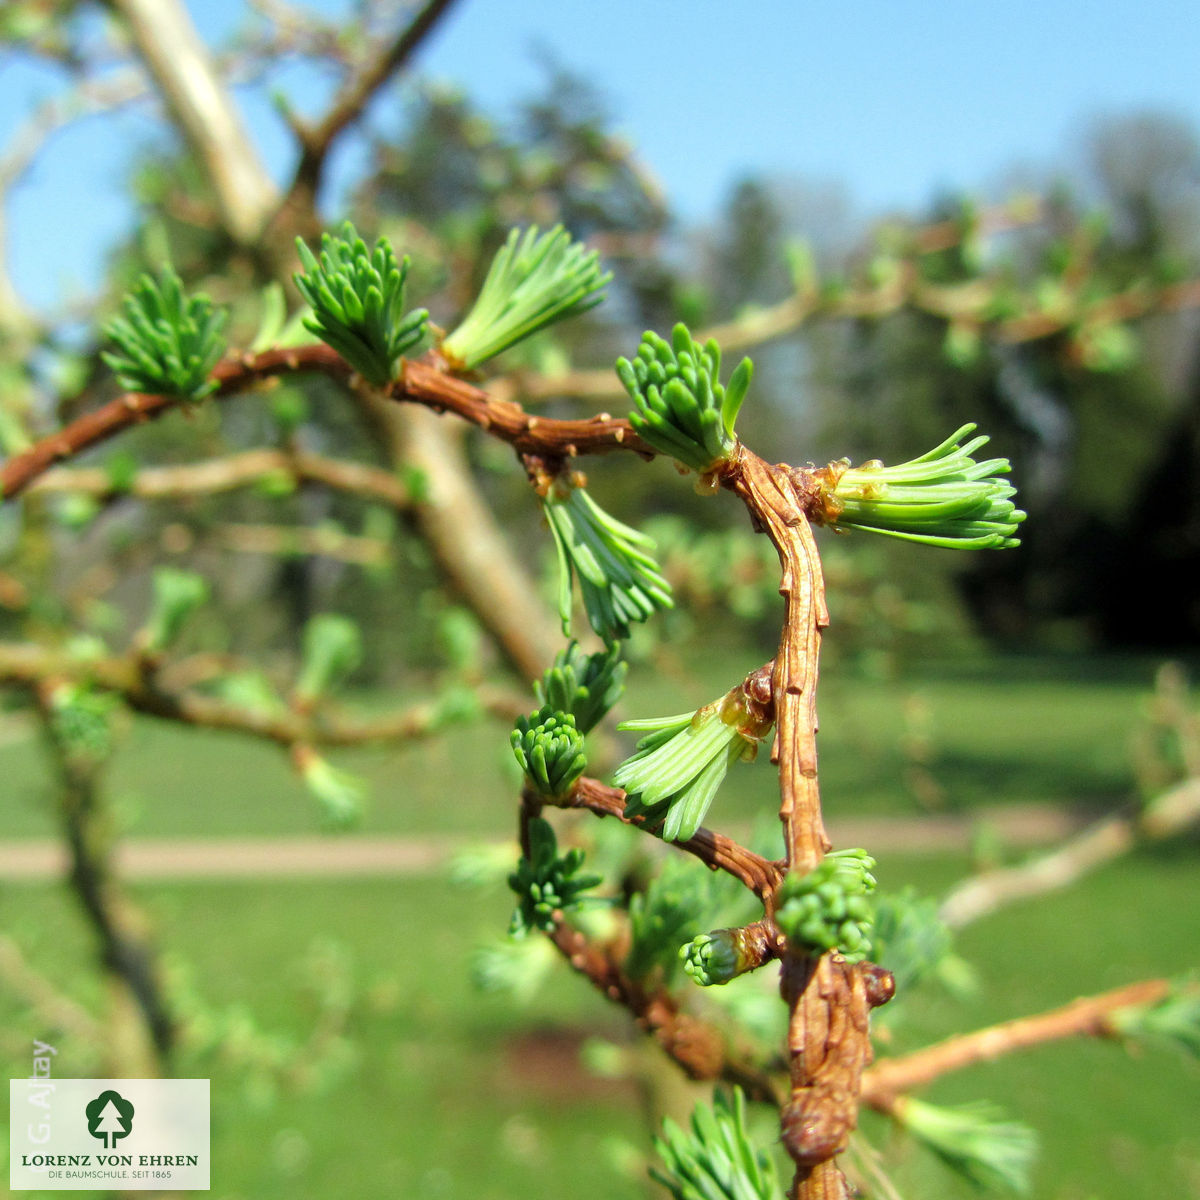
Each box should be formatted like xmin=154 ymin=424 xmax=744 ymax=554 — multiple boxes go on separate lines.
xmin=282 ymin=0 xmax=462 ymax=218
xmin=103 ymin=0 xmax=279 ymax=241
xmin=939 ymin=778 xmax=1200 ymax=929
xmin=209 ymin=521 xmax=390 ymax=566
xmin=0 ymin=640 xmax=525 ymax=747
xmin=31 ymin=447 xmax=416 ymax=509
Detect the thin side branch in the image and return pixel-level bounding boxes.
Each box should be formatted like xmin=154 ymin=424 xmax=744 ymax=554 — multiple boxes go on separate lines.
xmin=0 ymin=643 xmax=523 ymax=748
xmin=284 ymin=0 xmax=461 ymax=211
xmin=546 ymin=915 xmax=783 ymax=1106
xmin=858 ymin=978 xmax=1171 ymax=1109
xmin=29 ymin=448 xmax=417 ymax=510
xmin=562 ymin=776 xmax=784 ymax=899
xmin=209 ymin=522 xmax=391 ymax=566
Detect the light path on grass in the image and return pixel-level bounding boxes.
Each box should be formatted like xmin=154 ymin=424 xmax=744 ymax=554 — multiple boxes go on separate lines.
xmin=0 ymin=804 xmax=1091 ymax=881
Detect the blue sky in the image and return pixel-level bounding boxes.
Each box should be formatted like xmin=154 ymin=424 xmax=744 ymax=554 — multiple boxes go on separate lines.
xmin=3 ymin=0 xmax=1199 ymax=312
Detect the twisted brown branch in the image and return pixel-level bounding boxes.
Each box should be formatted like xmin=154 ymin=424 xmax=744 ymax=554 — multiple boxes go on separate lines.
xmin=722 ymin=447 xmax=873 ymax=1200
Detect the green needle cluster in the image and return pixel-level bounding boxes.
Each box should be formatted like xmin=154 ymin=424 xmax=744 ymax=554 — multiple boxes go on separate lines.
xmin=895 ymin=1097 xmax=1037 ymax=1195
xmin=294 ymin=222 xmax=428 ymax=387
xmin=141 ymin=567 xmax=209 ymax=654
xmin=681 ymin=930 xmax=750 ymax=987
xmin=507 ymin=816 xmax=602 ymax=936
xmin=442 ymin=225 xmax=610 ymax=370
xmin=543 ymin=482 xmax=673 ymax=644
xmin=533 ymin=640 xmax=627 ymax=734
xmin=297 ymin=754 xmax=366 ymax=829
xmin=1108 ymin=983 xmax=1200 ymax=1059
xmin=872 ymin=887 xmax=966 ymax=994
xmin=624 ymin=856 xmax=709 ymax=983
xmin=295 ymin=614 xmax=363 ymax=705
xmin=102 ymin=267 xmax=227 ymax=402
xmin=613 ymin=685 xmax=772 ymax=842
xmin=651 ymin=1088 xmax=779 ymax=1200
xmin=510 ymin=705 xmax=588 ymax=799
xmin=617 ymin=324 xmax=753 ymax=474
xmin=819 ymin=423 xmax=1026 ymax=549
xmin=46 ymin=682 xmax=119 ymax=764
xmin=775 ymin=849 xmax=877 ymax=963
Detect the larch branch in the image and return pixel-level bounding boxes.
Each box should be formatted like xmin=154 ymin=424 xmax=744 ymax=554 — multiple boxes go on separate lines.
xmin=546 ymin=916 xmax=783 ymax=1106
xmin=0 ymin=642 xmax=523 ymax=748
xmin=0 ymin=344 xmax=653 ymax=502
xmin=562 ymin=776 xmax=784 ymax=900
xmin=858 ymin=979 xmax=1172 ymax=1109
xmin=29 ymin=448 xmax=417 ymax=510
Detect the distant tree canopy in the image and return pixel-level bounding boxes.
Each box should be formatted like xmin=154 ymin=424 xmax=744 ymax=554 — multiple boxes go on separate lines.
xmin=680 ymin=111 xmax=1200 ymax=649
xmin=5 ymin=23 xmax=1199 ymax=656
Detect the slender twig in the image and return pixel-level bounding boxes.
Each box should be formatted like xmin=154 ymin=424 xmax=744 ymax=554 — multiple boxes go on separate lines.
xmin=558 ymin=777 xmax=784 ymax=899
xmin=282 ymin=0 xmax=461 ymax=215
xmin=0 ymin=67 xmax=147 ymax=335
xmin=0 ymin=345 xmax=653 ymax=501
xmin=546 ymin=914 xmax=783 ymax=1106
xmin=208 ymin=522 xmax=391 ymax=565
xmin=858 ymin=979 xmax=1171 ymax=1110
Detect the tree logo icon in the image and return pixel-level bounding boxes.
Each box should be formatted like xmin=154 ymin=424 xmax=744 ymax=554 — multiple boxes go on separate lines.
xmin=85 ymin=1090 xmax=135 ymax=1149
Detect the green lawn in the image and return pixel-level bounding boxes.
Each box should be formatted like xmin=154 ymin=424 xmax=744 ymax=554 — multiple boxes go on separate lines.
xmin=2 ymin=653 xmax=1198 ymax=1199
xmin=1 ymin=875 xmax=648 ymax=1200
xmin=2 ymin=850 xmax=1197 ymax=1199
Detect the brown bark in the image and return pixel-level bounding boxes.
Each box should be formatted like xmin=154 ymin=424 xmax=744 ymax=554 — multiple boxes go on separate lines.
xmin=724 ymin=449 xmax=872 ymax=1198
xmin=0 ymin=345 xmax=650 ymax=502
xmin=279 ymin=0 xmax=462 ymax=228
